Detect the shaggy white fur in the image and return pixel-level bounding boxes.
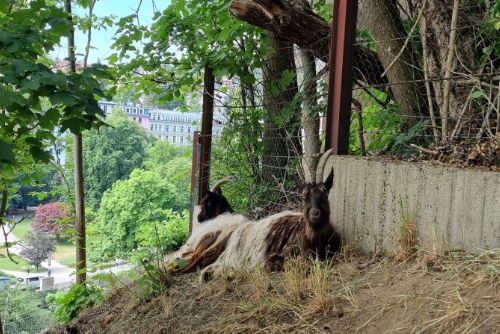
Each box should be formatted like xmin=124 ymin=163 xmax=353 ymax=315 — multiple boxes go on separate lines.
xmin=199 ymin=211 xmax=302 ymax=281
xmin=164 ymin=210 xmax=249 ymax=264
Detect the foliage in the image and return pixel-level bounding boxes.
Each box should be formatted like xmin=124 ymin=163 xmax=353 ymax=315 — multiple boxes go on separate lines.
xmin=349 ymin=89 xmax=403 ymax=155
xmin=82 ymin=110 xmax=151 ymax=209
xmin=144 ymin=140 xmax=192 ymax=210
xmin=89 ymin=169 xmax=177 ymax=261
xmin=110 ymin=0 xmax=265 ymax=105
xmin=0 ymin=286 xmax=55 ymax=334
xmin=132 ymin=211 xmax=188 ymax=301
xmin=46 ymin=283 xmax=103 ymax=324
xmin=32 ymin=202 xmax=72 ymax=238
xmin=0 ymin=0 xmax=110 ymax=178
xmin=135 ymin=210 xmax=189 ymax=255
xmin=8 ymin=168 xmax=56 ymax=209
xmin=20 ymin=231 xmax=56 ymax=270
xmin=143 ymin=139 xmax=190 ymax=170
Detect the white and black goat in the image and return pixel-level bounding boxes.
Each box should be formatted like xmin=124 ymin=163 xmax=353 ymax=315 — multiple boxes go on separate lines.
xmin=166 ymin=177 xmax=249 ymax=273
xmin=199 ymin=149 xmax=340 ymax=281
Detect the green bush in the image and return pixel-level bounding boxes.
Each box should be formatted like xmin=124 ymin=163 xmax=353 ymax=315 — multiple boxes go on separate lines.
xmin=46 ymin=283 xmax=104 ymax=324
xmin=88 ymin=169 xmax=177 ymax=261
xmin=134 ymin=210 xmax=189 ymax=256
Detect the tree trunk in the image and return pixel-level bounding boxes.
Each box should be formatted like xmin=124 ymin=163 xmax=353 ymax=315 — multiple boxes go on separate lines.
xmin=65 ymin=0 xmax=87 ymax=285
xmin=358 ymin=0 xmax=428 ymax=127
xmin=297 ymin=48 xmax=320 ymax=181
xmin=262 ymin=36 xmax=300 ymax=182
xmin=229 ymin=0 xmax=386 ymax=87
xmin=419 ymin=0 xmax=482 ymax=139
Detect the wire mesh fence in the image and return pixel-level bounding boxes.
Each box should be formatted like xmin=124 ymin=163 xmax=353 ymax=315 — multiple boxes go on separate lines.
xmin=192 ymin=0 xmax=499 ymax=217
xmin=0 ymin=287 xmax=55 ymax=334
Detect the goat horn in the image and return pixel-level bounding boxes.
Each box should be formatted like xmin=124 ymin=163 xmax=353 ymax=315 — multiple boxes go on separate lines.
xmin=315 ymin=148 xmax=334 ymax=183
xmin=210 ymin=176 xmax=234 ymax=192
xmin=301 ymin=158 xmax=313 ymax=184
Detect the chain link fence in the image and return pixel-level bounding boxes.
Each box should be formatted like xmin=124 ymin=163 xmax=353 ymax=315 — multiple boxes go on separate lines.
xmin=354 ymin=0 xmax=499 ymax=160
xmin=0 ymin=287 xmax=55 ymax=334
xmin=192 ymin=0 xmax=499 ymax=217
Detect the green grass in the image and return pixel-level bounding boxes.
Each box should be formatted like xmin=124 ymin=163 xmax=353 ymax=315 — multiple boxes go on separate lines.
xmin=0 ymin=250 xmax=47 ymax=273
xmin=54 ymin=239 xmax=76 ymax=268
xmin=11 ymin=217 xmax=33 ymax=241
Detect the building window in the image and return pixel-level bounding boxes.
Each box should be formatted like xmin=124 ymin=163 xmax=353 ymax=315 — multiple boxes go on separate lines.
xmin=175 ymin=116 xmax=179 ymax=122
xmin=139 ymin=118 xmax=142 ymax=124
xmin=180 ymin=136 xmax=184 ymax=143
xmin=188 ymin=127 xmax=191 ymax=133
xmin=132 ymin=108 xmax=137 ymax=114
xmin=166 ymin=125 xmax=169 ymax=132
xmin=133 ymin=117 xmax=136 ymax=121
xmin=188 ymin=117 xmax=192 ymax=122
xmin=180 ymin=126 xmax=184 ymax=133
xmin=173 ymin=125 xmax=177 ymax=132
xmin=139 ymin=108 xmax=143 ymax=114
xmin=126 ymin=107 xmax=130 ymax=113
xmin=150 ymin=125 xmax=153 ymax=131
xmin=172 ymin=136 xmax=176 ymax=143
xmin=166 ymin=136 xmax=169 ymax=141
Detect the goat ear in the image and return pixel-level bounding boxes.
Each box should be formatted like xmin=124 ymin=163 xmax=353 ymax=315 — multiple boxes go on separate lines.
xmin=212 ymin=187 xmax=222 ymax=196
xmin=323 ymin=168 xmax=334 ymax=192
xmin=293 ymin=174 xmax=306 ymax=191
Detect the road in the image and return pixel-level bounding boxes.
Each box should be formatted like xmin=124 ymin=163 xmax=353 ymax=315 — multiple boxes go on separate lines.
xmin=1 ymin=223 xmax=131 ymax=285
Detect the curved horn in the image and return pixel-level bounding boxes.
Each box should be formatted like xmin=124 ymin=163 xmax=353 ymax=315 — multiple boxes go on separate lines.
xmin=315 ymin=149 xmax=334 ymax=183
xmin=301 ymin=158 xmax=313 ymax=184
xmin=210 ymin=176 xmax=234 ymax=192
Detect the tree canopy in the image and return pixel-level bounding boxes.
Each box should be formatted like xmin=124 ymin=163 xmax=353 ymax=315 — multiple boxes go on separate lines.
xmin=82 ymin=110 xmax=150 ymax=209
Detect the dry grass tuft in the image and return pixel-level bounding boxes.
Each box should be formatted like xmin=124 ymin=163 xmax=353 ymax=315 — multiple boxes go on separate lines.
xmin=397 ymin=200 xmax=418 ymax=260
xmin=160 ymin=293 xmax=173 ymax=319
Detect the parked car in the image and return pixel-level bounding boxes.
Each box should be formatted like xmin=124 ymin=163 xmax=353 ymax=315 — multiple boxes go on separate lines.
xmin=0 ymin=276 xmax=15 ymax=288
xmin=18 ymin=275 xmax=45 ymax=290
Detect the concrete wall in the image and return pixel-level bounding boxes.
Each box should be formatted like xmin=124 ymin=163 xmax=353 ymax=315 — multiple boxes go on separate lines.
xmin=328 ymin=156 xmax=500 ymax=253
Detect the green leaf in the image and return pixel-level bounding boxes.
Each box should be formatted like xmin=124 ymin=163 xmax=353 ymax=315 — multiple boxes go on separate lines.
xmin=0 ymin=139 xmax=15 ymax=164
xmin=471 ymin=91 xmax=484 ymax=99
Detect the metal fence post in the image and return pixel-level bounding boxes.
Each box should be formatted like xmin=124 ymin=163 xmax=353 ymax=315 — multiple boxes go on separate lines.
xmin=198 ymin=65 xmax=215 ymax=204
xmin=325 ymin=0 xmax=358 ymax=154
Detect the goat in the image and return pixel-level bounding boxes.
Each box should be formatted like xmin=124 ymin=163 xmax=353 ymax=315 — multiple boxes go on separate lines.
xmin=165 ymin=177 xmax=249 ymax=272
xmin=195 ymin=177 xmax=235 ymax=224
xmin=200 ymin=149 xmax=340 ymax=281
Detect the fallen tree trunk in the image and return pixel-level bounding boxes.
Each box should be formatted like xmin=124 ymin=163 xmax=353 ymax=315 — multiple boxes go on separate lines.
xmin=229 ymin=0 xmax=386 ymax=86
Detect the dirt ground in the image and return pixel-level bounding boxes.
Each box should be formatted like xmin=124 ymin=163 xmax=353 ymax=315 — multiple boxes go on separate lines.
xmin=46 ymin=250 xmax=500 ymax=334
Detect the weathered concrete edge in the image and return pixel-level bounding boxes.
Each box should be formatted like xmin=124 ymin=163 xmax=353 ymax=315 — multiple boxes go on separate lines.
xmin=327 ymin=156 xmax=500 ymax=254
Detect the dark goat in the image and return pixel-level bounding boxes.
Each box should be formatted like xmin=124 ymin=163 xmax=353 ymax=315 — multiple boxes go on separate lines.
xmin=199 ymin=149 xmax=341 ymax=280
xmin=197 ymin=177 xmax=234 ymax=223
xmin=264 ymin=165 xmax=340 ymax=271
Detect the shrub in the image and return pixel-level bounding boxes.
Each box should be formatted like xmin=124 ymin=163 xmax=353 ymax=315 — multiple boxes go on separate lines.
xmin=89 ymin=169 xmax=177 ymax=260
xmin=20 ymin=231 xmax=56 ymax=271
xmin=33 ymin=202 xmax=72 ymax=239
xmin=46 ymin=283 xmax=104 ymax=324
xmin=135 ymin=210 xmax=189 ymax=255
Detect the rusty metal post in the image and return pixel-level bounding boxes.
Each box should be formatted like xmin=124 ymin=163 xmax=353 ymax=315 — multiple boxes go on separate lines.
xmin=189 ymin=131 xmax=200 ymax=235
xmin=198 ymin=65 xmax=215 ymax=204
xmin=325 ymin=0 xmax=358 ymax=154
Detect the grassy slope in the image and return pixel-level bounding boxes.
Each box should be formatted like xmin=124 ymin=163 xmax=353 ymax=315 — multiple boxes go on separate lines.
xmin=0 ymin=250 xmax=46 ymax=273
xmin=1 ymin=217 xmax=76 ymax=270
xmin=46 ymin=251 xmax=500 ymax=334
xmin=53 ymin=240 xmax=76 ymax=268
xmin=11 ymin=217 xmax=33 ymax=241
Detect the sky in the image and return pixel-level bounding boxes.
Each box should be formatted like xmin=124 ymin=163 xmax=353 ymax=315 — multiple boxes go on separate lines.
xmin=52 ymin=0 xmax=170 ymax=64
